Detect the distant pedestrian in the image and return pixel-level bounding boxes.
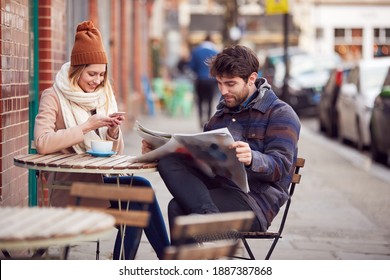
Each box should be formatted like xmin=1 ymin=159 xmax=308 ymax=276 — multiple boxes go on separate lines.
xmin=177 ymin=55 xmax=190 ymax=77
xmin=189 ymin=34 xmax=218 ymax=128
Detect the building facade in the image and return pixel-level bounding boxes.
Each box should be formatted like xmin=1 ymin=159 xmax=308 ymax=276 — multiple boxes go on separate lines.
xmin=0 ymin=0 xmax=156 ymax=207
xmin=293 ymin=0 xmax=390 ymax=60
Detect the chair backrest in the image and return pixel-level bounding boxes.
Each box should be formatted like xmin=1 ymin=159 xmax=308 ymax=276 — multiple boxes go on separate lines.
xmin=277 ymin=157 xmax=305 ymax=234
xmin=69 ymin=182 xmax=154 ymax=228
xmin=290 ymin=157 xmax=305 ymax=191
xmin=164 ymin=211 xmax=254 ymax=260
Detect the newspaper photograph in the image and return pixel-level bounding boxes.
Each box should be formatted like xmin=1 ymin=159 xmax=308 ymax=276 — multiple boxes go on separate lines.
xmin=131 ymin=121 xmax=249 ymax=193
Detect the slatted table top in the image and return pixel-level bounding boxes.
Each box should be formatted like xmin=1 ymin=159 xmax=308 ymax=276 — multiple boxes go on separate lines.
xmin=0 ymin=206 xmax=115 ymax=250
xmin=13 ymin=153 xmax=157 ymax=174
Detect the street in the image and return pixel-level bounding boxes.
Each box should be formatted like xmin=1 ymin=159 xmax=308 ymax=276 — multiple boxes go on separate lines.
xmin=65 ymin=111 xmax=390 ymax=260
xmin=301 ymin=117 xmax=390 ymax=231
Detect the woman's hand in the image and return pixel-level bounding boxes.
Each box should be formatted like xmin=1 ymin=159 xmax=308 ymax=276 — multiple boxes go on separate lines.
xmin=80 ymin=114 xmax=113 ymax=134
xmin=141 ymin=139 xmax=154 ymax=154
xmin=229 ymin=141 xmax=252 ymax=166
xmin=107 ymin=115 xmax=125 ymax=138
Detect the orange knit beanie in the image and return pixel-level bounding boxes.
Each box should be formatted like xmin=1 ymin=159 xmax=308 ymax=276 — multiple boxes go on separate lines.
xmin=71 ymin=20 xmax=108 ymax=66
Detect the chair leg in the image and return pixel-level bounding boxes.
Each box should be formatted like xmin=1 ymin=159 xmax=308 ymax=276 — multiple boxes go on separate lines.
xmin=32 ymin=248 xmax=47 ymax=258
xmin=62 ymin=246 xmax=70 ymax=260
xmin=1 ymin=250 xmax=12 ymax=259
xmin=96 ymin=240 xmax=100 ymax=260
xmin=241 ymin=237 xmax=256 ymax=260
xmin=265 ymin=236 xmax=280 ymax=260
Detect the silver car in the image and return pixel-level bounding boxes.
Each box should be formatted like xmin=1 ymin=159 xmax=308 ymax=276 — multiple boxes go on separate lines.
xmin=337 ymin=58 xmax=390 ymax=150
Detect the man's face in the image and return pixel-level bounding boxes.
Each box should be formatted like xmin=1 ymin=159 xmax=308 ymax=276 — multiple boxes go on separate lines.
xmin=216 ymin=75 xmax=251 ymax=108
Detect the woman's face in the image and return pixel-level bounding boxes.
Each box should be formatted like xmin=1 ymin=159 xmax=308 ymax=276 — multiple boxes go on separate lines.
xmin=78 ymin=64 xmax=106 ymax=93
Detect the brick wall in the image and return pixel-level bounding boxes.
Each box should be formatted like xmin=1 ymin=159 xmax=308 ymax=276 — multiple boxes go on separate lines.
xmin=0 ymin=0 xmax=153 ymax=206
xmin=0 ymin=0 xmax=67 ymax=207
xmin=0 ymin=0 xmax=30 ymax=206
xmin=38 ymin=0 xmax=67 ymax=95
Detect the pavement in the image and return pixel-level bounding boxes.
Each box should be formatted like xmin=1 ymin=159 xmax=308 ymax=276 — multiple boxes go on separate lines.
xmin=61 ymin=108 xmax=390 ymax=260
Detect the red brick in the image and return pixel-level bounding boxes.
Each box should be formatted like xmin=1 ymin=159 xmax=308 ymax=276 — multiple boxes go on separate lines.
xmin=38 ymin=28 xmax=52 ymax=38
xmin=39 ymin=7 xmax=51 ymax=17
xmin=38 ymin=39 xmax=52 ymax=49
xmin=39 ymin=49 xmax=52 ymax=60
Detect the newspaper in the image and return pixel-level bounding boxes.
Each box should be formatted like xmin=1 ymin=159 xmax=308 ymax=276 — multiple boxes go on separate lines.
xmin=130 ymin=121 xmax=249 ymax=193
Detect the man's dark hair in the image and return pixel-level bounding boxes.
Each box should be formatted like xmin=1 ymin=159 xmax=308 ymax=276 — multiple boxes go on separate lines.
xmin=207 ymin=45 xmax=259 ymax=82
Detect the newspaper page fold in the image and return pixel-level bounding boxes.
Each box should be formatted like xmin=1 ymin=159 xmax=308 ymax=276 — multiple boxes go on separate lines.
xmin=131 ymin=121 xmax=249 ymax=193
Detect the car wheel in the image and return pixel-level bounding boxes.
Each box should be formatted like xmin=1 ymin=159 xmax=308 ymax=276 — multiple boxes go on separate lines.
xmin=330 ymin=111 xmax=338 ymax=138
xmin=337 ymin=125 xmax=344 ymax=143
xmin=337 ymin=114 xmax=348 ymax=144
xmin=319 ymin=119 xmax=326 ymax=133
xmin=356 ymin=118 xmax=364 ymax=151
xmin=370 ymin=126 xmax=387 ymax=164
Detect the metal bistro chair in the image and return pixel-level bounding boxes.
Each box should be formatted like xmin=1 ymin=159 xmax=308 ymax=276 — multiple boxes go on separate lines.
xmin=67 ymin=182 xmax=154 ymax=260
xmin=237 ymin=157 xmax=306 ymax=260
xmin=163 ymin=211 xmax=254 ymax=260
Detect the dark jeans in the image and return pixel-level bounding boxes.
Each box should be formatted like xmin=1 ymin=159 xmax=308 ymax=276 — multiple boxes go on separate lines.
xmin=103 ymin=176 xmax=169 ymax=260
xmin=157 ymin=153 xmax=261 ymax=239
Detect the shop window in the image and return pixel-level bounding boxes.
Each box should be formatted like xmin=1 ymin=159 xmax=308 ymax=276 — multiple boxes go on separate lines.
xmin=373 ymin=28 xmax=390 ymax=57
xmin=334 ymin=45 xmax=362 ymax=61
xmin=334 ymin=28 xmax=363 ymax=60
xmin=351 ymin=28 xmax=362 ymax=39
xmin=335 ymin=28 xmax=345 ymax=38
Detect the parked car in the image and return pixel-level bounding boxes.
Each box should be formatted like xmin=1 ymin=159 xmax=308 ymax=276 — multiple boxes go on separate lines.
xmin=318 ymin=64 xmax=353 ymax=138
xmin=337 ymin=58 xmax=390 ymax=150
xmin=272 ymin=53 xmax=341 ymax=115
xmin=261 ymin=46 xmax=307 ymax=86
xmin=370 ymin=67 xmax=390 ymax=164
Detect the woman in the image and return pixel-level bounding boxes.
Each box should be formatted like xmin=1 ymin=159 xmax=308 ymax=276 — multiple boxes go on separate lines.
xmin=34 ymin=20 xmax=169 ymax=259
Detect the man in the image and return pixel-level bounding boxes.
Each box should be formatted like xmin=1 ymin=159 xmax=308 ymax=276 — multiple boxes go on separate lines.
xmin=155 ymin=45 xmax=301 ymax=236
xmin=189 ymin=34 xmax=218 ymax=128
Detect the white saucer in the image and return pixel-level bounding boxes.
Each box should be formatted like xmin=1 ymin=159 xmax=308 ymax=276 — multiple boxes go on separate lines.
xmin=86 ymin=150 xmax=116 ymax=157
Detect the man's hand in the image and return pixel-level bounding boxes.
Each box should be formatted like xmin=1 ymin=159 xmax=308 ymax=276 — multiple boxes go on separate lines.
xmin=141 ymin=139 xmax=154 ymax=154
xmin=230 ymin=141 xmax=252 ymax=166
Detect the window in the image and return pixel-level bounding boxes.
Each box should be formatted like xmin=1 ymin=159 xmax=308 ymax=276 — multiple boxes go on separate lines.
xmin=334 ymin=28 xmax=363 ymax=61
xmin=373 ymin=28 xmax=390 ymax=57
xmin=334 ymin=28 xmax=345 ymax=38
xmin=316 ymin=28 xmax=323 ymax=39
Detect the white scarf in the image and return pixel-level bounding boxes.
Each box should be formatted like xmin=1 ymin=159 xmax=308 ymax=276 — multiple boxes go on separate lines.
xmin=54 ymin=62 xmax=118 ymax=154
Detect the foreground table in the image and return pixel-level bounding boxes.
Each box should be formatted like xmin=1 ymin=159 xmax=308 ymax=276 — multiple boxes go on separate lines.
xmin=13 ymin=153 xmax=159 ymax=258
xmin=0 ymin=206 xmax=115 ymax=259
xmin=14 ymin=153 xmax=157 ymax=205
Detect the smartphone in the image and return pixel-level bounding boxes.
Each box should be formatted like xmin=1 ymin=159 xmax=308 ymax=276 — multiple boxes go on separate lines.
xmin=110 ymin=112 xmax=126 ymax=117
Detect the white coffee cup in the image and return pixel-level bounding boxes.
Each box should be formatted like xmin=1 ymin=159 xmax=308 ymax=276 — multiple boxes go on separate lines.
xmin=91 ymin=140 xmax=113 ymax=153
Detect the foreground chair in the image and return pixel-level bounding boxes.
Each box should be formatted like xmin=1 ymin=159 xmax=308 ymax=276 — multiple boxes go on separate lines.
xmin=68 ymin=182 xmax=154 ymax=260
xmin=237 ymin=157 xmax=306 ymax=260
xmin=163 ymin=211 xmax=254 ymax=260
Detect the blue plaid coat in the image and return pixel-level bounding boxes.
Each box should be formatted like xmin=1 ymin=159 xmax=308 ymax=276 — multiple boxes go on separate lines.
xmin=204 ymin=78 xmax=301 ymax=230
